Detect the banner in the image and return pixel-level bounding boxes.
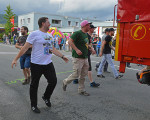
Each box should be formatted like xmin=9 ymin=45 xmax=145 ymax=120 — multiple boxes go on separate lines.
xmin=10 ymin=16 xmax=14 ymax=31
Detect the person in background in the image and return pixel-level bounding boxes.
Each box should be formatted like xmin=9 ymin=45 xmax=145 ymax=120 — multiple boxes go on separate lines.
xmin=53 ymin=35 xmax=56 ymax=47
xmin=58 ymin=37 xmax=62 ymax=50
xmin=95 ymin=28 xmax=110 ymax=72
xmin=61 ymin=37 xmax=64 ymax=50
xmin=63 ymin=35 xmax=67 ymax=51
xmin=3 ymin=33 xmax=6 ymax=44
xmin=8 ymin=33 xmax=11 ymax=45
xmin=96 ymin=37 xmax=101 ymax=57
xmin=101 ymin=28 xmax=110 ymax=73
xmin=112 ymin=35 xmax=116 ymax=59
xmin=15 ymin=26 xmax=31 ymax=85
xmin=55 ymin=35 xmax=59 ymax=50
xmin=126 ymin=62 xmax=131 ymax=68
xmin=6 ymin=35 xmax=9 ymax=44
xmin=92 ymin=34 xmax=97 ymax=52
xmin=97 ymin=28 xmax=123 ymax=79
xmin=13 ymin=34 xmax=17 ymax=45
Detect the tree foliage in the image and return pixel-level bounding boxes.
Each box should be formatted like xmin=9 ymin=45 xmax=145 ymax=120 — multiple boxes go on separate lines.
xmin=4 ymin=4 xmax=16 ymax=35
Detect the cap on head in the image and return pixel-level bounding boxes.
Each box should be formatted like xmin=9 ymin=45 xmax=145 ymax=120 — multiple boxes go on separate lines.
xmin=90 ymin=24 xmax=97 ymax=29
xmin=109 ymin=28 xmax=115 ymax=32
xmin=80 ymin=20 xmax=92 ymax=27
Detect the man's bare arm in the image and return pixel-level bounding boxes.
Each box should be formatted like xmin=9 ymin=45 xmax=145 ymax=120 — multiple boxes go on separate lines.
xmin=99 ymin=40 xmax=106 ymax=56
xmin=52 ymin=46 xmax=69 ymax=63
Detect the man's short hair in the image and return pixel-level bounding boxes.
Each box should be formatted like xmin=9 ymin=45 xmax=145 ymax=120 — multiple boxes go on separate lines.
xmin=22 ymin=26 xmax=28 ymax=33
xmin=38 ymin=17 xmax=48 ymax=28
xmin=105 ymin=28 xmax=109 ymax=33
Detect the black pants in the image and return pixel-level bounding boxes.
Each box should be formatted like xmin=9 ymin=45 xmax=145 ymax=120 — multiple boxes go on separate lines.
xmin=30 ymin=62 xmax=57 ymax=107
xmin=88 ymin=55 xmax=92 ymax=71
xmin=93 ymin=45 xmax=97 ymax=52
xmin=126 ymin=62 xmax=130 ymax=67
xmin=59 ymin=44 xmax=62 ymax=50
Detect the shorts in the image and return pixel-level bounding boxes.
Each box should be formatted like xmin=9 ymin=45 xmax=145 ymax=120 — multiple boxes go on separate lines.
xmin=20 ymin=54 xmax=31 ymax=69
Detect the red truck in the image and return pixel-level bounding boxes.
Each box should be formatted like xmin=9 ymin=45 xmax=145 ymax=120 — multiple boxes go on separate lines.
xmin=114 ymin=0 xmax=150 ymax=73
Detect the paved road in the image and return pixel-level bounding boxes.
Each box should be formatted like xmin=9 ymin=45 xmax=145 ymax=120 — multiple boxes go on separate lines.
xmin=0 ymin=43 xmax=150 ymax=120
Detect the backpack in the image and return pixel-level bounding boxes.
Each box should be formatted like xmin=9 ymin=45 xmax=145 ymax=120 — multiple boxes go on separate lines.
xmin=136 ymin=70 xmax=150 ymax=85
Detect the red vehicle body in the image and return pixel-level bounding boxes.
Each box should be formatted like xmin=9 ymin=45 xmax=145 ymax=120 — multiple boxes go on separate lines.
xmin=115 ymin=0 xmax=150 ymax=73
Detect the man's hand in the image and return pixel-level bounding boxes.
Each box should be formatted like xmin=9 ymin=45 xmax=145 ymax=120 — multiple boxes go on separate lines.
xmin=99 ymin=52 xmax=103 ymax=57
xmin=76 ymin=49 xmax=82 ymax=55
xmin=91 ymin=48 xmax=96 ymax=54
xmin=112 ymin=47 xmax=115 ymax=51
xmin=62 ymin=56 xmax=69 ymax=63
xmin=11 ymin=60 xmax=17 ymax=68
xmin=92 ymin=50 xmax=96 ymax=55
xmin=18 ymin=46 xmax=23 ymax=50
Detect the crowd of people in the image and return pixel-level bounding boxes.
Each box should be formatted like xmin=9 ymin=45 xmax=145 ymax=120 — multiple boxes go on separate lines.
xmin=11 ymin=17 xmax=69 ymax=113
xmin=2 ymin=33 xmax=17 ymax=45
xmin=2 ymin=32 xmax=72 ymax=52
xmin=53 ymin=35 xmax=71 ymax=51
xmin=8 ymin=17 xmax=146 ymax=114
xmin=10 ymin=18 xmax=123 ymax=113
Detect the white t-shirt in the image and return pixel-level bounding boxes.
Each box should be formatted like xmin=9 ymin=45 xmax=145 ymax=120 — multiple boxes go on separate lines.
xmin=102 ymin=34 xmax=107 ymax=41
xmin=26 ymin=30 xmax=54 ymax=65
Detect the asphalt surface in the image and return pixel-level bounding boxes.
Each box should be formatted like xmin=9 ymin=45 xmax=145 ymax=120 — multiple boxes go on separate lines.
xmin=0 ymin=43 xmax=150 ymax=120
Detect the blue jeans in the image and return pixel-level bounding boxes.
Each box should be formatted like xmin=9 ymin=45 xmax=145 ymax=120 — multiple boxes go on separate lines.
xmin=96 ymin=47 xmax=100 ymax=56
xmin=9 ymin=39 xmax=11 ymax=44
xmin=63 ymin=44 xmax=66 ymax=51
xmin=97 ymin=54 xmax=118 ymax=78
xmin=3 ymin=38 xmax=6 ymax=44
xmin=20 ymin=54 xmax=31 ymax=69
xmin=13 ymin=40 xmax=16 ymax=45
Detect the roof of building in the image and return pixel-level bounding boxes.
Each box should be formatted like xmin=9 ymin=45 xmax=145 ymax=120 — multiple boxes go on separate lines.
xmin=59 ymin=27 xmax=80 ymax=33
xmin=18 ymin=12 xmax=102 ymax=22
xmin=93 ymin=21 xmax=117 ymax=27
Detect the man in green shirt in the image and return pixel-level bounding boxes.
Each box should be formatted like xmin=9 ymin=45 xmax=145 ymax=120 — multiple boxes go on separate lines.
xmin=63 ymin=20 xmax=91 ymax=96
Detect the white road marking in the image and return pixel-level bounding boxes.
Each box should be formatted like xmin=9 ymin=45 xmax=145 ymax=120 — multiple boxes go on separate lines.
xmin=91 ymin=60 xmax=141 ymax=71
xmin=0 ymin=52 xmax=18 ymax=54
xmin=0 ymin=44 xmax=15 ymax=48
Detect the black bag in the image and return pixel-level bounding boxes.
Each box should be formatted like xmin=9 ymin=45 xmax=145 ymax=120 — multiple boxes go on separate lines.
xmin=137 ymin=70 xmax=150 ymax=85
xmin=96 ymin=62 xmax=101 ymax=68
xmin=95 ymin=62 xmax=101 ymax=71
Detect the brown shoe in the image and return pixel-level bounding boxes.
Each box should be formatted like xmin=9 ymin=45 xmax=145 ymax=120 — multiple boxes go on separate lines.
xmin=62 ymin=81 xmax=67 ymax=91
xmin=22 ymin=79 xmax=28 ymax=85
xmin=27 ymin=76 xmax=31 ymax=84
xmin=79 ymin=91 xmax=90 ymax=96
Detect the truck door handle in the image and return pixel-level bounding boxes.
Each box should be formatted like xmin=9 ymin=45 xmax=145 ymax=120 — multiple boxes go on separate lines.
xmin=137 ymin=58 xmax=143 ymax=62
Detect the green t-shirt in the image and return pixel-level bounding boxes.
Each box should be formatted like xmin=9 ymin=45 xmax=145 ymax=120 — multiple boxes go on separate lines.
xmin=71 ymin=30 xmax=88 ymax=58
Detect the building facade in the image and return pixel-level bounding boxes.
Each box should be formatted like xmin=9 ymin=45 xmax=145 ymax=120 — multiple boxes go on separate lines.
xmin=18 ymin=12 xmax=102 ymax=33
xmin=18 ymin=12 xmax=117 ymax=38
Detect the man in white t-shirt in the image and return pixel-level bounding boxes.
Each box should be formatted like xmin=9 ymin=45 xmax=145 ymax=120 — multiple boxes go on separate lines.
xmin=11 ymin=17 xmax=69 ymax=113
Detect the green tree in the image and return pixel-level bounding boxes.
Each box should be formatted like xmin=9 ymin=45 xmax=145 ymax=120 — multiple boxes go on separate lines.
xmin=4 ymin=4 xmax=16 ymax=35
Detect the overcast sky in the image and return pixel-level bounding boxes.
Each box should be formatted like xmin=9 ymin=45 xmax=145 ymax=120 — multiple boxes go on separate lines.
xmin=0 ymin=0 xmax=117 ymax=21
